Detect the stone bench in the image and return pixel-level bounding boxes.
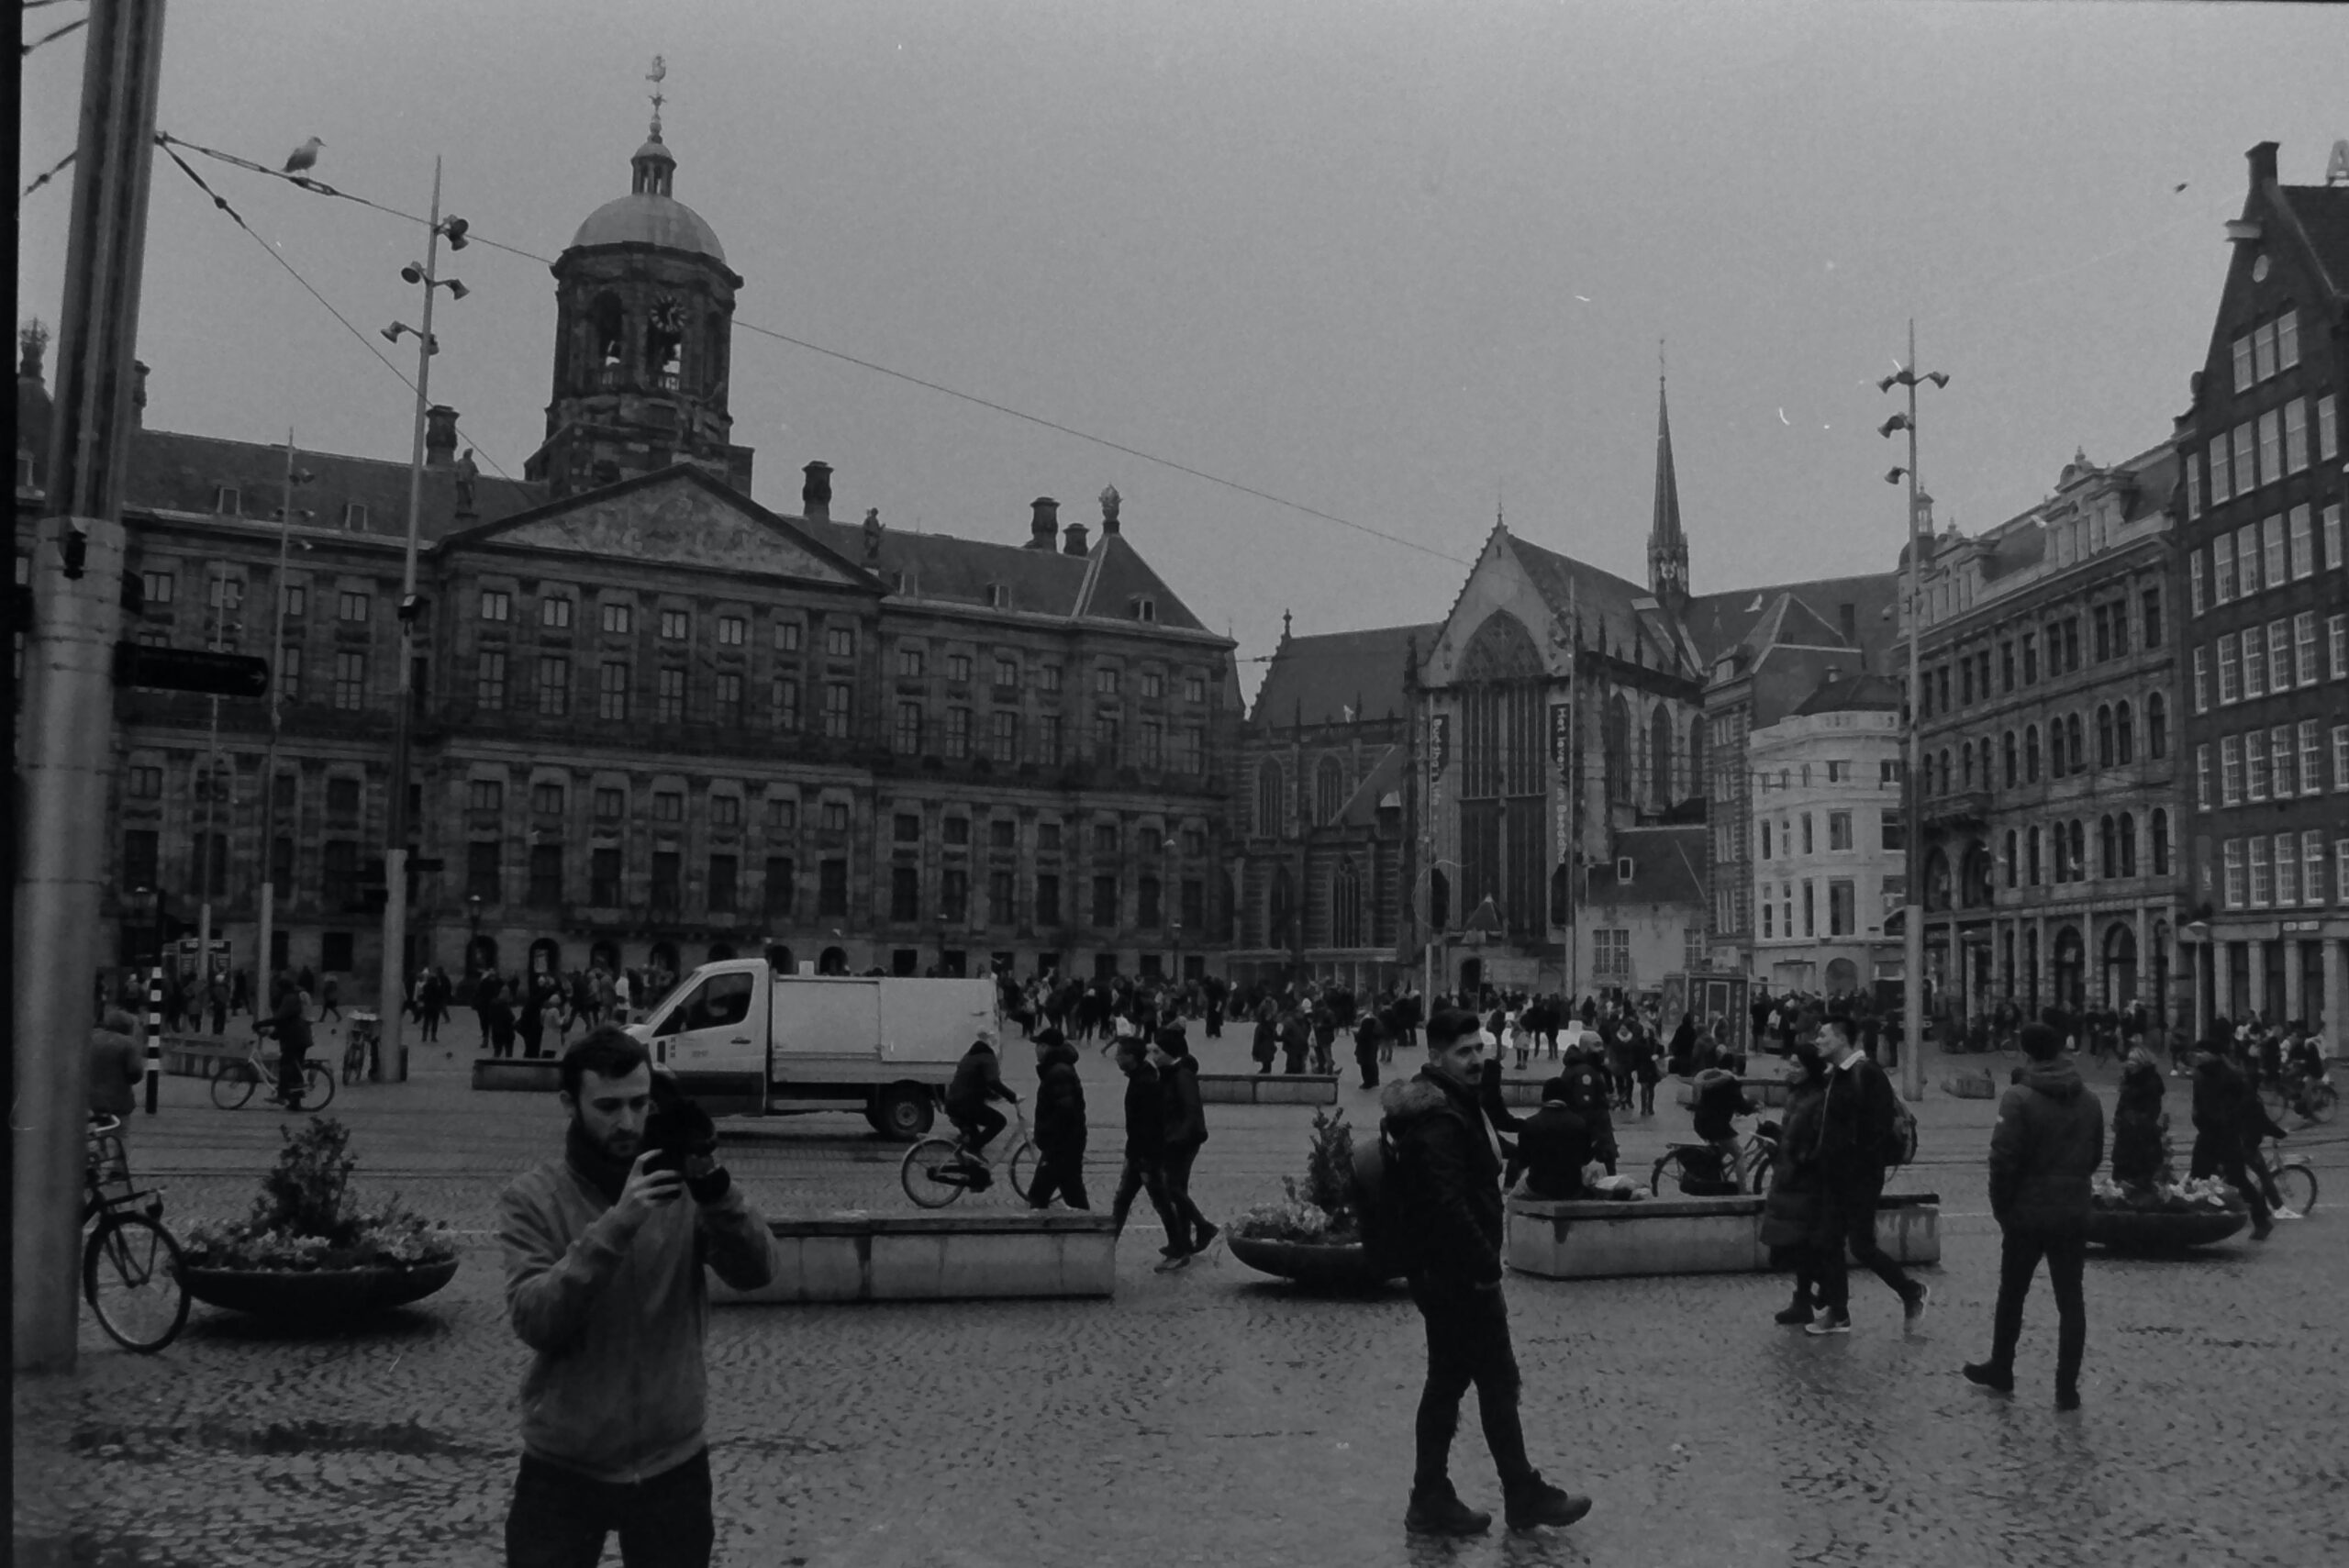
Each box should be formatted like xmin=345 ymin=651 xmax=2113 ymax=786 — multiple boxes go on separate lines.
xmin=712 ymin=1211 xmax=1117 ymax=1305
xmin=1507 ymin=1191 xmax=1940 ymax=1280
xmin=1196 ymin=1073 xmax=1339 ymax=1106
xmin=473 ymin=1057 xmax=564 ymax=1093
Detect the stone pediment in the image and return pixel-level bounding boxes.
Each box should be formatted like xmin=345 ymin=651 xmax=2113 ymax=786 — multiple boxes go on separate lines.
xmin=474 ymin=473 xmax=870 ymax=587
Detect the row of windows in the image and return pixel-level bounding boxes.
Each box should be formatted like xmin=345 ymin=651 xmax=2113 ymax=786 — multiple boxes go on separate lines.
xmin=2220 ymin=833 xmax=2348 ymax=912
xmin=2185 ymin=391 xmax=2336 ymax=516
xmin=2193 ymin=612 xmax=2347 ymax=709
xmin=1755 ymin=809 xmax=1892 ymax=860
xmin=1920 ymin=589 xmax=2164 ymax=718
xmin=1928 ymin=695 xmax=2169 ymax=795
xmin=887 ymin=703 xmax=1207 ymax=773
xmin=474 ymin=590 xmax=829 ymax=651
xmin=1994 ymin=813 xmax=2171 ymax=889
xmin=2196 ymin=723 xmax=2348 ymax=809
xmin=2229 ymin=311 xmax=2301 ymax=395
xmin=1756 ymin=877 xmax=1877 ymax=940
xmin=2187 ymin=504 xmax=2343 ymax=613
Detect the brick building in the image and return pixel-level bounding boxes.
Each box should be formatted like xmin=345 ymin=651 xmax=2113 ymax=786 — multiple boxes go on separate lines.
xmin=2173 ymin=140 xmax=2349 ymax=1033
xmin=14 ymin=124 xmax=1240 ymax=999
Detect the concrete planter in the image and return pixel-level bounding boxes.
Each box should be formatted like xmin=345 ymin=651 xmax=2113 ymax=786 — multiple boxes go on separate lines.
xmin=1226 ymin=1234 xmax=1403 ymax=1292
xmin=1507 ymin=1191 xmax=1940 ymax=1280
xmin=1196 ymin=1073 xmax=1339 ymax=1106
xmin=180 ymin=1257 xmax=461 ymax=1319
xmin=2084 ymin=1206 xmax=2246 ymax=1251
xmin=713 ymin=1211 xmax=1116 ymax=1305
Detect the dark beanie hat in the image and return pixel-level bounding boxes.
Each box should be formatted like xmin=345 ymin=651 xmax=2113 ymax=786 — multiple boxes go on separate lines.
xmin=1032 ymin=1026 xmax=1066 ymax=1049
xmin=1542 ymin=1076 xmax=1574 ymax=1104
xmin=2020 ymin=1022 xmax=2063 ymax=1061
xmin=1154 ymin=1026 xmax=1190 ymax=1057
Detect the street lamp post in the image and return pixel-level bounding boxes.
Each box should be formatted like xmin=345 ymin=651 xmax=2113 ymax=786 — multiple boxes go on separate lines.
xmin=256 ymin=434 xmax=313 ymax=995
xmin=1877 ymin=318 xmax=1949 ymax=1105
xmin=374 ymin=160 xmax=468 ymax=1083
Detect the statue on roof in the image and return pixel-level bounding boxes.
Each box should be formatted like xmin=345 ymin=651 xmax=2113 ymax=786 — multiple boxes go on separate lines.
xmin=453 ymin=448 xmax=479 ymax=511
xmin=863 ymin=506 xmax=885 ymax=562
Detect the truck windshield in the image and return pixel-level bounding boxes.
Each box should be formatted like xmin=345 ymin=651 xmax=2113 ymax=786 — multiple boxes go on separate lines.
xmin=658 ymin=971 xmax=755 ymax=1036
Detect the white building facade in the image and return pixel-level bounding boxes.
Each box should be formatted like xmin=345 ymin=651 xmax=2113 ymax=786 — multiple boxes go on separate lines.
xmin=1746 ymin=679 xmax=1906 ymax=996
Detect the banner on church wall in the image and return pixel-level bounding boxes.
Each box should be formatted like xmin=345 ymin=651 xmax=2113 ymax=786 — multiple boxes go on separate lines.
xmin=1549 ymin=702 xmax=1572 ymax=767
xmin=1432 ymin=714 xmax=1450 ymax=776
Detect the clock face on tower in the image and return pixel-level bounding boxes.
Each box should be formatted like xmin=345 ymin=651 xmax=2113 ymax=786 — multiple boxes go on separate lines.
xmin=651 ymin=295 xmax=685 ymax=333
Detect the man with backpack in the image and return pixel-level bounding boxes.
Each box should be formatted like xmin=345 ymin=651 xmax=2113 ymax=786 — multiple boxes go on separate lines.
xmin=1807 ymin=1017 xmax=1928 ymax=1336
xmin=1375 ymin=1008 xmax=1590 ymax=1537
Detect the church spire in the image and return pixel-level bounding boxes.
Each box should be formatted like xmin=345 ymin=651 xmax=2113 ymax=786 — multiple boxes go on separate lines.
xmin=1647 ymin=352 xmax=1689 ymax=612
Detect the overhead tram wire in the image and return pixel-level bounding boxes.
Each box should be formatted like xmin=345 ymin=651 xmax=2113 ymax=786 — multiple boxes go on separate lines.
xmin=22 ymin=148 xmax=76 ymax=199
xmin=156 ymin=132 xmax=1468 ymax=567
xmin=155 ymin=141 xmax=518 ymax=482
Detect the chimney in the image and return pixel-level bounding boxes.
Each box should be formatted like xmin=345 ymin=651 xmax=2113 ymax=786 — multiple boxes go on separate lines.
xmin=1062 ymin=520 xmax=1089 ymax=557
xmin=802 ymin=461 xmax=832 ymax=525
xmin=1098 ymin=484 xmax=1121 ymax=536
xmin=1027 ymin=496 xmax=1058 ymax=550
xmin=425 ymin=404 xmax=459 ymax=466
xmin=131 ymin=360 xmax=149 ymax=427
xmin=2247 ymin=139 xmax=2278 ymax=191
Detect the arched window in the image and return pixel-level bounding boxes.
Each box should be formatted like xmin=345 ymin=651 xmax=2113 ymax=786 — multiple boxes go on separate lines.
xmin=1428 ymin=867 xmax=1451 ymax=932
xmin=1962 ymin=740 xmax=1976 ymax=789
xmin=1314 ymin=754 xmax=1346 ymax=827
xmin=1269 ymin=864 xmax=1295 ymax=948
xmin=1255 ymin=759 xmax=1284 ymax=838
xmin=2099 ymin=814 xmax=2117 ymax=879
xmin=2068 ymin=819 xmax=2086 ymax=881
xmin=2115 ymin=700 xmax=2134 ymax=764
xmin=2146 ymin=692 xmax=2167 ymax=759
xmin=1330 ymin=860 xmax=1364 ymax=949
xmin=2067 ymin=714 xmax=2085 ymax=774
xmin=705 ymin=311 xmax=729 ymax=395
xmin=2048 ymin=721 xmax=2065 ymax=778
xmin=1604 ymin=695 xmax=1631 ymax=806
xmin=2097 ymin=705 xmax=2115 ymax=769
xmin=1923 ymin=847 xmax=1953 ymax=911
xmin=1938 ymin=748 xmax=1952 ymax=795
xmin=2024 ymin=725 xmax=2040 ymax=783
xmin=2003 ymin=828 xmax=2018 ymax=887
xmin=2026 ymin=826 xmax=2042 ymax=885
xmin=1961 ymin=845 xmax=1992 ymax=907
xmin=2119 ymin=810 xmax=2137 ymax=876
xmin=2004 ymin=730 xmax=2018 ymax=787
xmin=2103 ymin=923 xmax=2139 ymax=1007
xmin=1649 ymin=704 xmax=1674 ymax=806
xmin=2151 ymin=808 xmax=2170 ymax=875
xmin=588 ymin=293 xmax=626 ymax=381
xmin=1687 ymin=713 xmax=1706 ymax=795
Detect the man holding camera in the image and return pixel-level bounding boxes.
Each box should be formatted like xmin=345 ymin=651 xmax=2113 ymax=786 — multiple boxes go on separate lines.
xmin=498 ymin=1027 xmax=775 ymax=1567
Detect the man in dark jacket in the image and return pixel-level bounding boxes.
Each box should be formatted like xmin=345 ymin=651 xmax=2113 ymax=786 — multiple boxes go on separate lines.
xmin=1150 ymin=1029 xmax=1218 ymax=1268
xmin=1555 ymin=1035 xmax=1617 ymax=1174
xmin=1964 ymin=1024 xmax=2105 ymax=1410
xmin=1379 ymin=1008 xmax=1590 ymax=1537
xmin=1808 ymin=1018 xmax=1928 ymax=1335
xmin=1515 ymin=1081 xmax=1593 ymax=1201
xmin=1108 ymin=1041 xmax=1186 ymax=1248
xmin=945 ymin=1030 xmax=1020 ymax=1190
xmin=263 ymin=974 xmax=315 ymax=1110
xmin=1026 ymin=1029 xmax=1088 ymax=1210
xmin=2188 ymin=1038 xmax=2275 ymax=1237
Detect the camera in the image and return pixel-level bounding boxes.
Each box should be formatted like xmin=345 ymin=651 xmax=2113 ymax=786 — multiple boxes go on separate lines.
xmin=641 ymin=1075 xmax=726 ymax=1198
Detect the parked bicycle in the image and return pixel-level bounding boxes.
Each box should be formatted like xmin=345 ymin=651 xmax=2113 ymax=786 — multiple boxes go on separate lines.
xmin=83 ymin=1114 xmax=190 ymax=1352
xmin=210 ymin=1029 xmax=335 ymax=1111
xmin=2262 ymin=1137 xmax=2317 ymax=1218
xmin=900 ymin=1103 xmax=1037 ymax=1207
xmin=1651 ymin=1118 xmax=1779 ymax=1196
xmin=2258 ymin=1069 xmax=2337 ymax=1128
xmin=341 ymin=1012 xmax=381 ymax=1085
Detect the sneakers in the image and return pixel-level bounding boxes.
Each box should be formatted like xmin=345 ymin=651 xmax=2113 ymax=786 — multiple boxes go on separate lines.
xmin=1961 ymin=1362 xmax=2015 ymax=1394
xmin=1189 ymin=1220 xmax=1222 ymax=1256
xmin=2270 ymin=1207 xmax=2304 ymax=1221
xmin=1774 ymin=1301 xmax=1816 ymax=1326
xmin=1804 ymin=1311 xmax=1852 ymax=1336
xmin=1403 ymin=1487 xmax=1492 ymax=1537
xmin=1502 ymin=1477 xmax=1592 ymax=1531
xmin=1152 ymin=1251 xmax=1193 ymax=1274
xmin=1903 ymin=1284 xmax=1931 ymax=1332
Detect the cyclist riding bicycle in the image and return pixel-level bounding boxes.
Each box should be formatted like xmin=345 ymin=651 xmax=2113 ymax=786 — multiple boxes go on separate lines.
xmin=943 ymin=1028 xmax=1020 ymax=1189
xmin=1690 ymin=1066 xmax=1757 ymax=1179
xmin=2280 ymin=1028 xmax=2329 ymax=1109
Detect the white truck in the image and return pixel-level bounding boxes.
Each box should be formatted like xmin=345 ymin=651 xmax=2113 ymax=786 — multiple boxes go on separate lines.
xmin=625 ymin=960 xmax=997 ymax=1139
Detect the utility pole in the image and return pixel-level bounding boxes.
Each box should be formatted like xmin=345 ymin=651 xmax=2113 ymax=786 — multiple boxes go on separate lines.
xmin=15 ymin=0 xmax=170 ymax=1375
xmin=256 ymin=433 xmax=307 ymax=998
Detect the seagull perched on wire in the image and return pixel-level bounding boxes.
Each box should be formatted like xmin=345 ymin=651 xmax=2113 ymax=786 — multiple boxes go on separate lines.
xmin=284 ymin=137 xmax=323 ymax=174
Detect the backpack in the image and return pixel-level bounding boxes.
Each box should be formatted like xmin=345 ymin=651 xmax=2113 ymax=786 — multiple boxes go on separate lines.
xmin=1350 ymin=1124 xmax=1413 ymax=1278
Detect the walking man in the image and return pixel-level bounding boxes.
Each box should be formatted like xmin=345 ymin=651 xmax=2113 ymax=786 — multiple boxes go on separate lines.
xmin=1808 ymin=1017 xmax=1929 ymax=1335
xmin=1380 ymin=1007 xmax=1591 ymax=1536
xmin=498 ymin=1029 xmax=774 ymax=1566
xmin=1026 ymin=1029 xmax=1089 ymax=1210
xmin=1150 ymin=1029 xmax=1219 ymax=1268
xmin=1108 ymin=1040 xmax=1187 ymax=1251
xmin=1965 ymin=1023 xmax=2103 ymax=1410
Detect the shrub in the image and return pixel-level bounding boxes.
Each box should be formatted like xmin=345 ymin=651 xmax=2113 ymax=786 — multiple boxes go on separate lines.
xmin=1235 ymin=1107 xmax=1363 ymax=1244
xmin=181 ymin=1117 xmax=456 ymax=1272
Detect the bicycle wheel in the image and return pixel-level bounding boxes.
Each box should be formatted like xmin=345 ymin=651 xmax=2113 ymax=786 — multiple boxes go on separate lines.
xmin=83 ymin=1212 xmax=190 ymax=1354
xmin=900 ymin=1137 xmax=969 ymax=1208
xmin=209 ymin=1061 xmax=258 ymax=1110
xmin=303 ymin=1060 xmax=337 ymax=1111
xmin=1008 ymin=1138 xmax=1040 ymax=1202
xmin=1649 ymin=1152 xmax=1676 ymax=1196
xmin=343 ymin=1040 xmax=367 ymax=1084
xmin=2274 ymin=1161 xmax=2317 ymax=1218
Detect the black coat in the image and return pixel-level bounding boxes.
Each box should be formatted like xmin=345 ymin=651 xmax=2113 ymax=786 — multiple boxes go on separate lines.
xmin=1989 ymin=1059 xmax=2106 ymax=1230
xmin=1382 ymin=1070 xmax=1504 ymax=1287
xmin=1518 ymin=1102 xmax=1592 ymax=1200
xmin=1159 ymin=1056 xmax=1208 ymax=1152
xmin=1121 ymin=1065 xmax=1165 ymax=1160
xmin=1032 ymin=1046 xmax=1087 ymax=1154
xmin=1815 ymin=1051 xmax=1900 ymax=1186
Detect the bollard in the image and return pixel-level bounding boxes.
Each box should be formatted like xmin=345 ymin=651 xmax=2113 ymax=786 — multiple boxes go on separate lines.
xmin=144 ymin=965 xmax=163 ymax=1114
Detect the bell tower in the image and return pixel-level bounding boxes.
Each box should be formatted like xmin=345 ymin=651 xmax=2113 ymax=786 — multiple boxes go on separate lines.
xmin=529 ymin=69 xmax=753 ymax=496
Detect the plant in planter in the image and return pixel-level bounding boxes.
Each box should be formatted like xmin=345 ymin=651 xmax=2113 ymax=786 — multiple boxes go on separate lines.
xmin=179 ymin=1118 xmax=459 ymax=1317
xmin=1228 ymin=1109 xmax=1399 ymax=1287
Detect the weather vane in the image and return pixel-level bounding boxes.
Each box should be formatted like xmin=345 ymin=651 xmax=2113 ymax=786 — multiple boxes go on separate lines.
xmin=647 ymin=55 xmax=667 ymax=137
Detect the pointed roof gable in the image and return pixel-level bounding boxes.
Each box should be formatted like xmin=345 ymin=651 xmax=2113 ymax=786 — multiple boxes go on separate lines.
xmin=446 ymin=464 xmax=882 ymax=590
xmin=1507 ymin=533 xmax=1701 ymax=678
xmin=1686 ymin=570 xmax=1899 ymax=670
xmin=1250 ymin=622 xmax=1438 ymax=728
xmin=1649 ymin=376 xmax=1687 ymax=586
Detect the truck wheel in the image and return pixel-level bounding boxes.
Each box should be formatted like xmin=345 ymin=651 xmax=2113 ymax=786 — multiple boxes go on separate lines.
xmin=874 ymin=1085 xmax=933 ymax=1140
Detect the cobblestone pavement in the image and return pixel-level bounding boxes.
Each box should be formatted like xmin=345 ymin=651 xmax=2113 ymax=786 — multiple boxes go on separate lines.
xmin=18 ymin=1028 xmax=2349 ymax=1566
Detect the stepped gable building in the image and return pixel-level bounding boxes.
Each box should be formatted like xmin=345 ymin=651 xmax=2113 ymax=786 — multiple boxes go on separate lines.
xmin=1906 ymin=444 xmax=2186 ymax=1030
xmin=2172 ymin=139 xmax=2348 ymax=1034
xmin=1230 ymin=617 xmax=1438 ymax=992
xmin=15 ymin=121 xmax=1239 ymax=998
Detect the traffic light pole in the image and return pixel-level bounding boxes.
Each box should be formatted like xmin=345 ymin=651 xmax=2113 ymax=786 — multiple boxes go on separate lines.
xmin=14 ymin=0 xmax=169 ymax=1375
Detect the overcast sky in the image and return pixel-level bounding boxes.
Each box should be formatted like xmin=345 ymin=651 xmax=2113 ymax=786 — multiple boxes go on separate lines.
xmin=18 ymin=2 xmax=2345 ymax=697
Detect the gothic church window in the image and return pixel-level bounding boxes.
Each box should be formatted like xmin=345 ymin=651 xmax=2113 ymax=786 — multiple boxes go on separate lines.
xmin=1650 ymin=704 xmax=1674 ymax=806
xmin=1315 ymin=756 xmax=1346 ymax=827
xmin=1256 ymin=760 xmax=1285 ymax=839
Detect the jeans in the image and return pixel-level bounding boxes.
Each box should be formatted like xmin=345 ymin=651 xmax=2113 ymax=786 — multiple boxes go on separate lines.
xmin=506 ymin=1449 xmax=714 ymax=1568
xmin=276 ymin=1041 xmax=308 ymax=1105
xmin=1409 ymin=1280 xmax=1534 ymax=1496
xmin=952 ymin=1103 xmax=1007 ymax=1158
xmin=1815 ymin=1172 xmax=1919 ymax=1316
xmin=2188 ymin=1132 xmax=2274 ymax=1229
xmin=1028 ymin=1146 xmax=1090 ymax=1210
xmin=1987 ymin=1223 xmax=2087 ymax=1392
xmin=1161 ymin=1144 xmax=1212 ymax=1250
xmin=1109 ymin=1152 xmax=1185 ymax=1248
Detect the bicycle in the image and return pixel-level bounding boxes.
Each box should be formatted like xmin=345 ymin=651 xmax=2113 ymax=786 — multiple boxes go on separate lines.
xmin=83 ymin=1115 xmax=191 ymax=1353
xmin=1651 ymin=1118 xmax=1779 ymax=1196
xmin=2260 ymin=1069 xmax=2337 ymax=1128
xmin=900 ymin=1102 xmax=1037 ymax=1208
xmin=210 ymin=1028 xmax=335 ymax=1112
xmin=2261 ymin=1138 xmax=2317 ymax=1218
xmin=341 ymin=1012 xmax=381 ymax=1086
